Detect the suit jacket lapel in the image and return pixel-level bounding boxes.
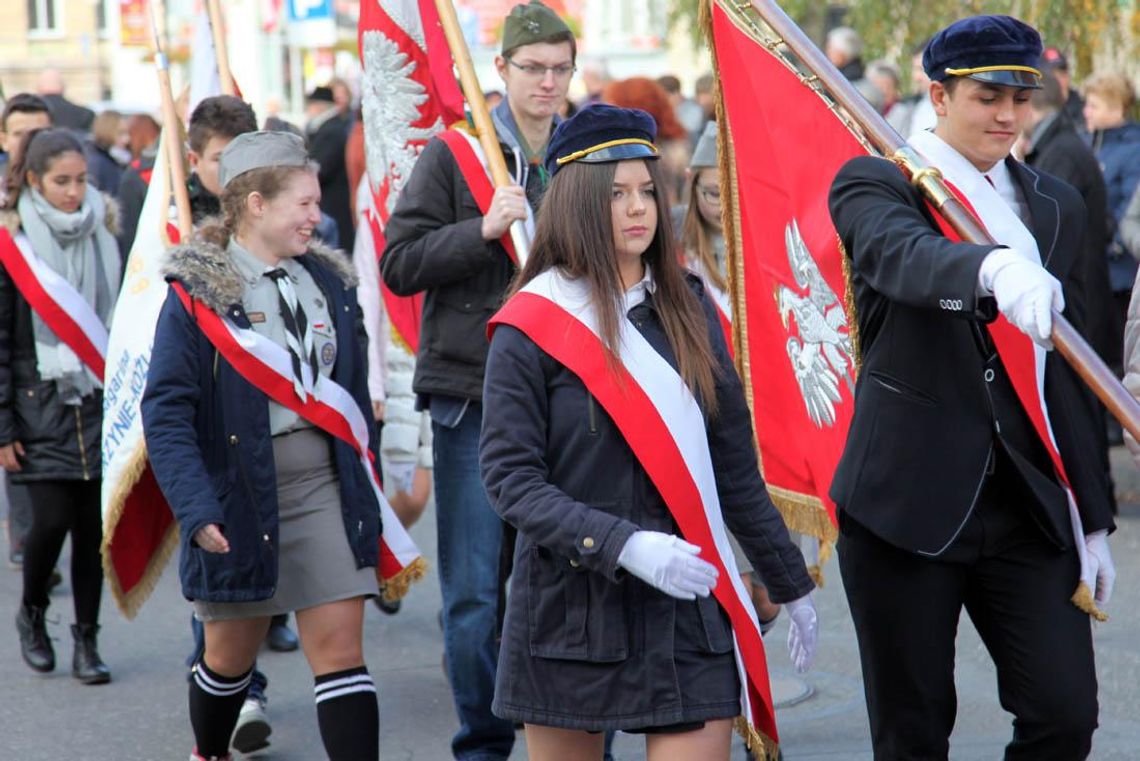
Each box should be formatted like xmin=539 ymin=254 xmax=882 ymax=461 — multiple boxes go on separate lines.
xmin=1007 ymin=157 xmax=1063 ymax=272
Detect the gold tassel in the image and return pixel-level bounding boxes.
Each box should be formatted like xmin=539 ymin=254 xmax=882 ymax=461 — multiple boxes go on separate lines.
xmin=100 ymin=442 xmax=181 ymax=620
xmin=380 ymin=555 xmax=429 ymax=602
xmin=1071 ymin=582 xmax=1108 ymax=622
xmin=734 ymin=716 xmax=780 ymax=761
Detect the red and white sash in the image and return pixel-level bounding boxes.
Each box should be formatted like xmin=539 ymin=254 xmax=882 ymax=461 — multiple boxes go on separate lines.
xmin=437 ymin=129 xmax=533 ymax=267
xmin=908 ymin=131 xmax=1102 ymax=618
xmin=488 ymin=269 xmax=779 ymax=746
xmin=0 ymin=227 xmax=109 ymax=379
xmin=689 ymin=258 xmax=734 ymax=357
xmin=170 ymin=283 xmax=424 ymax=592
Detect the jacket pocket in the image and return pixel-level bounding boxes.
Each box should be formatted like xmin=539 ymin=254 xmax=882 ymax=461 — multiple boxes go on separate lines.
xmin=430 ymin=291 xmax=497 ymax=367
xmin=527 ymin=544 xmax=628 ymax=662
xmin=695 ymin=594 xmax=734 ymax=654
xmin=867 ymin=370 xmax=938 ymax=406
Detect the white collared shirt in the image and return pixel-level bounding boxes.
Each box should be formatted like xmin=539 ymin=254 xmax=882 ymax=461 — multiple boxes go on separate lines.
xmin=983 ymin=159 xmax=1031 ymax=225
xmin=623 ymin=264 xmax=656 ymax=313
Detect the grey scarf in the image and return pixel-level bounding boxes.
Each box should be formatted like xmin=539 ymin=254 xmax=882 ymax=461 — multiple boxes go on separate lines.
xmin=17 ymin=187 xmax=121 ymax=403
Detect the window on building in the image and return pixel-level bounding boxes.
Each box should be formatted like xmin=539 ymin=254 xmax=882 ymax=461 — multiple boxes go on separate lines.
xmin=27 ymin=0 xmax=60 ymax=33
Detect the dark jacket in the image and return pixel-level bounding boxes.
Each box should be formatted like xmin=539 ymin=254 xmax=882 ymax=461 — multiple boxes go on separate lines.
xmin=480 ymin=275 xmax=813 ymax=727
xmin=1090 ymin=121 xmax=1140 ymax=291
xmin=1025 ymin=113 xmax=1114 ymax=363
xmin=828 ymin=156 xmax=1115 ymax=556
xmin=380 ymin=131 xmax=525 ymax=402
xmin=115 ymin=151 xmax=157 ymax=254
xmin=0 ymin=201 xmax=119 ymax=483
xmin=41 ymin=93 xmax=94 ymax=133
xmin=83 ymin=141 xmax=124 ymax=195
xmin=141 ymin=232 xmax=381 ymax=603
xmin=308 ymin=110 xmax=354 ymax=255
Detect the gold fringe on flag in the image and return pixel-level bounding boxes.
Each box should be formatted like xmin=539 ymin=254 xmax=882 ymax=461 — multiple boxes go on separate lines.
xmin=100 ymin=442 xmax=180 ymax=619
xmin=734 ymin=716 xmax=780 ymax=761
xmin=379 ymin=555 xmax=429 ymax=602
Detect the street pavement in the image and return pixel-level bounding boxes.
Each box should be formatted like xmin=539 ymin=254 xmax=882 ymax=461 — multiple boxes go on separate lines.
xmin=3 ymin=448 xmax=1140 ymax=760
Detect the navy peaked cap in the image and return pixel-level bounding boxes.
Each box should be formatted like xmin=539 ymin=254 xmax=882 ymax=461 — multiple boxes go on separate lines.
xmin=923 ymin=15 xmax=1043 ymax=89
xmin=545 ymin=104 xmax=659 ymax=179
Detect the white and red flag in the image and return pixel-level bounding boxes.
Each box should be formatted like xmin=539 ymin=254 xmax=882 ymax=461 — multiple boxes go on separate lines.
xmin=357 ymin=0 xmax=465 ymax=353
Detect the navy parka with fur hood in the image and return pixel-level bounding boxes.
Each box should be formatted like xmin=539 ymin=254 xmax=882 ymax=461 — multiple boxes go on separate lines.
xmin=141 ymin=225 xmax=380 ymax=603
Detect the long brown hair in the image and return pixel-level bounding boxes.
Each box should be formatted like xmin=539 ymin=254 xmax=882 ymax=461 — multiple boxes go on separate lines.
xmin=516 ymin=158 xmax=720 ymax=416
xmin=680 ymin=169 xmax=725 ymax=291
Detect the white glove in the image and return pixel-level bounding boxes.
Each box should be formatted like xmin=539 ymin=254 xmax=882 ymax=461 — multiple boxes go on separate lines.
xmin=980 ymin=248 xmax=1064 ymax=348
xmin=786 ymin=593 xmax=818 ymax=674
xmin=387 ymin=461 xmax=416 ymax=494
xmin=616 ymin=531 xmax=719 ymax=600
xmin=1085 ymin=530 xmax=1115 ymax=606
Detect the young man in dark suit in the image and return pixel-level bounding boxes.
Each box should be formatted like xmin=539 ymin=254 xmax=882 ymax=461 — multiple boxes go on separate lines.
xmin=829 ymin=15 xmax=1116 ymax=760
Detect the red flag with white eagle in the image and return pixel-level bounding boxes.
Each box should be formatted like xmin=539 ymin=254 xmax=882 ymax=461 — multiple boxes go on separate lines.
xmin=707 ymin=0 xmax=867 ymax=573
xmin=357 ymin=0 xmax=465 ymax=353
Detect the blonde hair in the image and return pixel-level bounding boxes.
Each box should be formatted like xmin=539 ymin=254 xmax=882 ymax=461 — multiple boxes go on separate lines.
xmin=91 ymin=110 xmax=122 ymax=150
xmin=1083 ymin=72 xmax=1136 ymax=111
xmin=680 ymin=170 xmax=725 ymax=292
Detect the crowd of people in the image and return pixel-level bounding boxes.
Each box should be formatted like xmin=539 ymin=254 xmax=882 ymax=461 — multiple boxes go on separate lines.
xmin=0 ymin=3 xmax=1134 ymax=760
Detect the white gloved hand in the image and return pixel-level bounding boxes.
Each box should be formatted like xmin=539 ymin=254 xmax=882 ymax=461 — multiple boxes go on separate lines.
xmin=387 ymin=461 xmax=416 ymax=494
xmin=1085 ymin=530 xmax=1115 ymax=606
xmin=786 ymin=593 xmax=818 ymax=674
xmin=616 ymin=531 xmax=719 ymax=600
xmin=980 ymin=248 xmax=1064 ymax=348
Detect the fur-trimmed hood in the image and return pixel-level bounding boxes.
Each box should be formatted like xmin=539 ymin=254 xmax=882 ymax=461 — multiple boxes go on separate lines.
xmin=0 ymin=191 xmax=121 ymax=238
xmin=162 ymin=225 xmax=356 ymax=315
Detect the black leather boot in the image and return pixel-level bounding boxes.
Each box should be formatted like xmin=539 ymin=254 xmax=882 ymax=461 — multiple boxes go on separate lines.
xmin=16 ymin=603 xmax=54 ymax=672
xmin=71 ymin=623 xmax=111 ymax=685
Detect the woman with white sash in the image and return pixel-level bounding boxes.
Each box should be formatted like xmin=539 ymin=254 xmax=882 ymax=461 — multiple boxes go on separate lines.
xmin=142 ymin=131 xmax=382 ymax=761
xmin=480 ymin=105 xmax=817 ymax=760
xmin=1 ymin=128 xmax=120 ymax=685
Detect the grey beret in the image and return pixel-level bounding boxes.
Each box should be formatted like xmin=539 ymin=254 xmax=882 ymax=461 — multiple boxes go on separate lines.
xmin=218 ymin=130 xmax=310 ymax=188
xmin=690 ymin=121 xmax=718 ymax=169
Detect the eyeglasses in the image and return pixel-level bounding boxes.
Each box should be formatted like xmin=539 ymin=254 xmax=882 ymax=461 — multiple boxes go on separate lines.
xmin=697 ymin=185 xmax=721 ymax=205
xmin=506 ymin=58 xmax=576 ymax=79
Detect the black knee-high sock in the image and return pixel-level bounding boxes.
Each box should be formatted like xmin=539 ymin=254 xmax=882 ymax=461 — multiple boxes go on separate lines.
xmin=189 ymin=659 xmax=252 ymax=758
xmin=314 ymin=666 xmax=378 ymax=761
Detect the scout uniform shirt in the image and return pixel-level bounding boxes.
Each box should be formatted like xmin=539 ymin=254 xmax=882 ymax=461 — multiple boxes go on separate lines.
xmin=228 ymin=238 xmax=337 ymax=435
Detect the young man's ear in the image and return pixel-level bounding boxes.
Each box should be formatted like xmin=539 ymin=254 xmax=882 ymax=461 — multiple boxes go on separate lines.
xmin=930 ymin=81 xmax=949 ymax=117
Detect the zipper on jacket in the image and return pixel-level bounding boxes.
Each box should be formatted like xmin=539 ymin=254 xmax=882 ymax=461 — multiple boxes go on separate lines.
xmin=587 ymin=392 xmax=598 ymax=434
xmin=213 ymin=350 xmax=220 ymax=381
xmin=74 ymin=407 xmax=91 ymax=480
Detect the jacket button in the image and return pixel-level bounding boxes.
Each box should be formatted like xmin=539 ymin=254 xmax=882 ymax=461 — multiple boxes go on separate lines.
xmin=984 ymin=369 xmax=995 ymax=383
xmin=229 ymin=435 xmax=239 ymax=445
xmin=569 ymin=559 xmax=581 ymax=568
xmin=263 ymin=534 xmax=270 ymax=542
xmin=582 ymin=537 xmax=595 ymax=549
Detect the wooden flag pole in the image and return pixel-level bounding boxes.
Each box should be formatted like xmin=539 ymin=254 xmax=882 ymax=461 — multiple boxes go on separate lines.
xmin=747 ymin=0 xmax=1140 ymax=442
xmin=150 ymin=0 xmax=193 ymax=240
xmin=205 ymin=0 xmax=236 ymax=96
xmin=432 ymin=0 xmax=531 ymax=263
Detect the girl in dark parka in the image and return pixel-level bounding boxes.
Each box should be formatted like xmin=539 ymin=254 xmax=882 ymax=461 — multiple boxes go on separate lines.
xmin=480 ymin=105 xmax=817 ymax=761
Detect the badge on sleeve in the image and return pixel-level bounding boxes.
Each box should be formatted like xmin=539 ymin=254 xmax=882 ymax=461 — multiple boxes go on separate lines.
xmin=321 ymin=341 xmax=337 ymax=367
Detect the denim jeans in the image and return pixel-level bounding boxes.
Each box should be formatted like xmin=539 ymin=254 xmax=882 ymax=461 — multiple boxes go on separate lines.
xmin=433 ymin=405 xmax=515 ymax=760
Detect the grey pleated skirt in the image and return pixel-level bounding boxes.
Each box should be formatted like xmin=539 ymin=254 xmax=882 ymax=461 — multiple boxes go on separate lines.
xmin=194 ymin=427 xmax=377 ymax=622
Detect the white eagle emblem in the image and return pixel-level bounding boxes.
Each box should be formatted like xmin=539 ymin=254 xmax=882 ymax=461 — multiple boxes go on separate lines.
xmin=361 ymin=29 xmax=444 ymax=212
xmin=776 ymin=219 xmax=855 ymax=428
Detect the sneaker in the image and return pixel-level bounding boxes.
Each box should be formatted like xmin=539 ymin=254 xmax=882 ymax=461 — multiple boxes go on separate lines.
xmin=230 ymin=695 xmax=272 ymax=754
xmin=8 ymin=547 xmax=22 ymax=570
xmin=264 ymin=620 xmax=299 ymax=652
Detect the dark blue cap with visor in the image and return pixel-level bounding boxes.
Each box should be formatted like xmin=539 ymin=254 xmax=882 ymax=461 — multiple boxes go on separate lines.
xmin=923 ymin=14 xmax=1044 ymax=90
xmin=545 ymin=104 xmax=659 ymax=179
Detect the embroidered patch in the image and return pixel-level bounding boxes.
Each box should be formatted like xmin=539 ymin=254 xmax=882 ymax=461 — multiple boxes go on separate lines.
xmin=321 ymin=342 xmax=336 ymax=366
xmin=248 ymin=312 xmax=266 ymax=324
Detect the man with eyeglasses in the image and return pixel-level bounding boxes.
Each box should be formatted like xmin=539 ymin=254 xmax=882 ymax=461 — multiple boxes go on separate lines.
xmin=380 ymin=2 xmax=575 ymax=759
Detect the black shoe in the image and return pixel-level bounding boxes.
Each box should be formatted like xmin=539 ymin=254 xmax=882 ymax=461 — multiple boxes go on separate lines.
xmin=265 ymin=620 xmax=299 ymax=652
xmin=16 ymin=604 xmax=54 ymax=672
xmin=71 ymin=623 xmax=111 ymax=684
xmin=373 ymin=596 xmax=402 ymax=615
xmin=47 ymin=568 xmax=62 ymax=591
